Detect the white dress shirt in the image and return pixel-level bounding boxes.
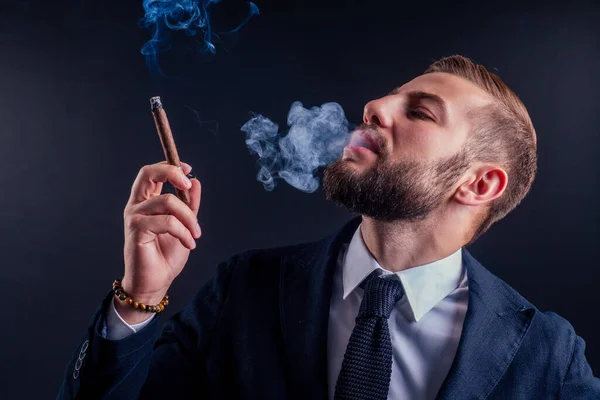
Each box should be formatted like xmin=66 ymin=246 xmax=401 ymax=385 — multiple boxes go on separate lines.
xmin=106 ymin=225 xmax=469 ymax=400
xmin=327 ymin=226 xmax=469 ymax=400
xmin=104 ymin=297 xmax=154 ymax=340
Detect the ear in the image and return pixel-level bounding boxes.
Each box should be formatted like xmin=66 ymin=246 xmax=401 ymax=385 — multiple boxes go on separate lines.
xmin=453 ymin=164 xmax=508 ymax=206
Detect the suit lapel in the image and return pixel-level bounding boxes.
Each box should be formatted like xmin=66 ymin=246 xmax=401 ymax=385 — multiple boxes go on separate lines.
xmin=279 ymin=218 xmax=361 ymax=400
xmin=436 ymin=249 xmax=536 ymax=399
xmin=279 ymin=220 xmax=535 ymax=400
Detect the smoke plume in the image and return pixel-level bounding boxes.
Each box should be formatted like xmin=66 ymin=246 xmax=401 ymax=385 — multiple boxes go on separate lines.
xmin=140 ymin=0 xmax=259 ymax=74
xmin=241 ymin=101 xmax=353 ymax=193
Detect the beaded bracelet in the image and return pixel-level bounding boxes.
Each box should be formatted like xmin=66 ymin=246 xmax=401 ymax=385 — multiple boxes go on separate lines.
xmin=112 ymin=279 xmax=169 ymax=313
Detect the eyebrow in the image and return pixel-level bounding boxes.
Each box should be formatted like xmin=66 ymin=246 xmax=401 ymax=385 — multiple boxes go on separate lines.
xmin=390 ymin=88 xmax=448 ymax=124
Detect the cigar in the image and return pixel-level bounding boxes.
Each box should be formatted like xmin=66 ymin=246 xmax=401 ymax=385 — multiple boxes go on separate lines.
xmin=150 ymin=96 xmax=191 ymax=207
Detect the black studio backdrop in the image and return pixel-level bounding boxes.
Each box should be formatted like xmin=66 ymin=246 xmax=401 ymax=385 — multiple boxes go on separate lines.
xmin=0 ymin=0 xmax=599 ymax=398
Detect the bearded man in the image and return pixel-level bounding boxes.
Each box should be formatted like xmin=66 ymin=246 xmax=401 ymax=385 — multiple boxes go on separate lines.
xmin=58 ymin=55 xmax=600 ymax=399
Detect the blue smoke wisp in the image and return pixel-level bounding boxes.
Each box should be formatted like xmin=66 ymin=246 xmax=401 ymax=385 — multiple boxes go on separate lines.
xmin=241 ymin=102 xmax=353 ymax=193
xmin=140 ymin=0 xmax=259 ymax=75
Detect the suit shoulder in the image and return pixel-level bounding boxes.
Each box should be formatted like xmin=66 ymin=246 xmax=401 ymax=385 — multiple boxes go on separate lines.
xmin=220 ymin=218 xmax=359 ymax=275
xmin=225 ymin=238 xmax=322 ymax=272
xmin=466 ymin=252 xmax=577 ymax=347
xmin=533 ymin=310 xmax=577 ymax=349
xmin=465 ymin=250 xmax=578 ymax=338
xmin=491 ymin=276 xmax=577 ymax=356
xmin=536 ymin=310 xmax=576 ymax=332
xmin=482 ymin=273 xmax=578 ymax=371
xmin=499 ymin=278 xmax=576 ymax=340
xmin=491 ymin=273 xmax=576 ymax=340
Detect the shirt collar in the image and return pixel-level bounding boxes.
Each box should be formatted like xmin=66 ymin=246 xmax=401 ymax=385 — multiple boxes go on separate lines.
xmin=342 ymin=225 xmax=465 ymax=322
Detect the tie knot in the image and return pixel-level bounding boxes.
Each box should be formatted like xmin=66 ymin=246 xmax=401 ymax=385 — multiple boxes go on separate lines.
xmin=358 ymin=271 xmax=404 ymax=318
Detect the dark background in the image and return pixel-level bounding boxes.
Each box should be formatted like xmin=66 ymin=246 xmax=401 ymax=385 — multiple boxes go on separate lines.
xmin=1 ymin=0 xmax=599 ymax=398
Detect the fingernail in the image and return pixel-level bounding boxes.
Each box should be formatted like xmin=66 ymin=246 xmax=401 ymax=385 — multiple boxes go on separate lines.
xmin=183 ymin=175 xmax=192 ymax=188
xmin=195 ymin=223 xmax=201 ymax=236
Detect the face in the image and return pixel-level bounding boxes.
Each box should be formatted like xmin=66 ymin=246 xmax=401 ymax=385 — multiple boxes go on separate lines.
xmin=323 ymin=72 xmax=494 ymax=221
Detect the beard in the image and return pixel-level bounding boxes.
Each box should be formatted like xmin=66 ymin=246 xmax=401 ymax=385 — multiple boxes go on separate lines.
xmin=323 ymin=145 xmax=471 ymax=222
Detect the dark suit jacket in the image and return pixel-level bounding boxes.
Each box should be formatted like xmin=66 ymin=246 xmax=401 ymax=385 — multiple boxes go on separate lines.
xmin=57 ymin=218 xmax=600 ymax=399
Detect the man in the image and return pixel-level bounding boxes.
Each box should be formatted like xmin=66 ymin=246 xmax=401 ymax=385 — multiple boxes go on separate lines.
xmin=58 ymin=55 xmax=600 ymax=399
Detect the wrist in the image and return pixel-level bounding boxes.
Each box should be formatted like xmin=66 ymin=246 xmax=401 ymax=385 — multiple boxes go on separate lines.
xmin=111 ymin=278 xmax=170 ymax=325
xmin=120 ymin=277 xmax=168 ymax=305
xmin=113 ymin=296 xmax=156 ymax=325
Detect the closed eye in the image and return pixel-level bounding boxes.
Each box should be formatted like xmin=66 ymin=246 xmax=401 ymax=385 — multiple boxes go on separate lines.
xmin=408 ymin=108 xmax=433 ymax=121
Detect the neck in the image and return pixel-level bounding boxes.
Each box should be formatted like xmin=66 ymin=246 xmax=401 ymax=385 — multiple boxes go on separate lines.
xmin=359 ymin=213 xmax=467 ymax=272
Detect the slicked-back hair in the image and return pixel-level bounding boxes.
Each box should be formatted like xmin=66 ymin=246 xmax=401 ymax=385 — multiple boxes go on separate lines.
xmin=425 ymin=55 xmax=538 ymax=241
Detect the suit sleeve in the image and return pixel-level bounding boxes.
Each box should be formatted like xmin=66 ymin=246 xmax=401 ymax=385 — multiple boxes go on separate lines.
xmin=560 ymin=334 xmax=600 ymax=399
xmin=56 ymin=257 xmax=236 ymax=400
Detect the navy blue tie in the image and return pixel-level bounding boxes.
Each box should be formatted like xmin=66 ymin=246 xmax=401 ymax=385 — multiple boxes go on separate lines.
xmin=334 ymin=271 xmax=405 ymax=400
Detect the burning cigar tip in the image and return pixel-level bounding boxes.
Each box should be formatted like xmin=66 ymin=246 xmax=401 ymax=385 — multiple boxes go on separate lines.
xmin=150 ymin=96 xmax=163 ymax=111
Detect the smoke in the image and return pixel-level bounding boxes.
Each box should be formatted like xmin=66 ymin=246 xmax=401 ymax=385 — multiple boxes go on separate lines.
xmin=140 ymin=0 xmax=259 ymax=75
xmin=241 ymin=101 xmax=353 ymax=193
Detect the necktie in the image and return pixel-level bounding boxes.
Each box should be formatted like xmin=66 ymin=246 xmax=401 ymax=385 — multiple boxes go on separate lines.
xmin=334 ymin=271 xmax=405 ymax=400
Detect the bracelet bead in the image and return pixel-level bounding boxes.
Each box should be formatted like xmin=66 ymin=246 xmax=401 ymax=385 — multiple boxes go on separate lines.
xmin=112 ymin=279 xmax=169 ymax=314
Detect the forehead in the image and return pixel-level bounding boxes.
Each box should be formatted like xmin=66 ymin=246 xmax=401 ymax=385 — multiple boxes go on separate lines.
xmin=395 ymin=72 xmax=494 ymax=113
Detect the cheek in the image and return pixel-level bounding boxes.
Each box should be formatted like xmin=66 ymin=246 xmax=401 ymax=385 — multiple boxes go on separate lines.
xmin=392 ymin=123 xmax=467 ymax=162
xmin=390 ymin=126 xmax=445 ymax=160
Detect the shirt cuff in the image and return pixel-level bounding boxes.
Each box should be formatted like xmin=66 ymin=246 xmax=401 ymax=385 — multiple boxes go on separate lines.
xmin=105 ymin=297 xmax=155 ymax=340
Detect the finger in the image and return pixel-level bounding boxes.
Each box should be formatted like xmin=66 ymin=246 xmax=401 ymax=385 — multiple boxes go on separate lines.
xmin=129 ymin=163 xmax=192 ymax=205
xmin=134 ymin=193 xmax=201 ymax=239
xmin=188 ymin=177 xmax=201 ymax=216
xmin=131 ymin=214 xmax=197 ymax=250
xmin=156 ymin=161 xmax=193 ymax=185
xmin=157 ymin=160 xmax=192 ymax=175
xmin=180 ymin=161 xmax=192 ymax=175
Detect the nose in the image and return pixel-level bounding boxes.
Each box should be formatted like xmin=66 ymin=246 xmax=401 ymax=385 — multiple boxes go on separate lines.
xmin=363 ymin=97 xmax=394 ymax=128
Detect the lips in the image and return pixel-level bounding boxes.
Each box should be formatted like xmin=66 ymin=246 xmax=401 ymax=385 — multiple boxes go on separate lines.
xmin=349 ymin=130 xmax=381 ymax=154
